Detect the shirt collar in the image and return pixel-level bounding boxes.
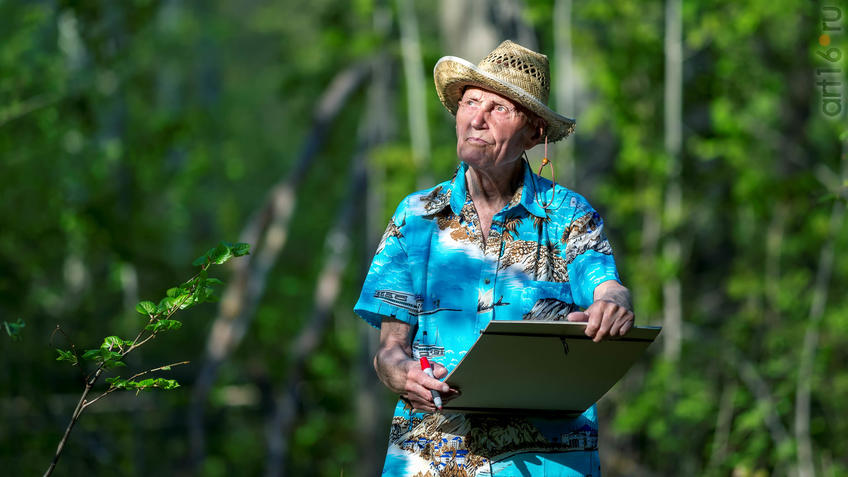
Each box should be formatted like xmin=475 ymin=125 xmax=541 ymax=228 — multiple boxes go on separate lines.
xmin=447 ymin=161 xmax=548 ymax=219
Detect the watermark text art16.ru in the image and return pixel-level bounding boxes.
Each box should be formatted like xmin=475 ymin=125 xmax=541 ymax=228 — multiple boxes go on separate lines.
xmin=817 ymin=5 xmax=844 ymax=119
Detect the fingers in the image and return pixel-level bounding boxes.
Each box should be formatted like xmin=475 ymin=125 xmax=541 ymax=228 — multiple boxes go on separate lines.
xmin=431 ymin=362 xmax=449 ymax=379
xmin=594 ymin=304 xmax=622 ymax=342
xmin=409 ymin=387 xmax=462 ymax=412
xmin=584 ymin=303 xmax=602 ymax=339
xmin=405 ymin=366 xmax=448 ymax=394
xmin=591 ymin=307 xmax=610 ymax=342
xmin=619 ymin=319 xmax=633 ymax=335
xmin=584 ymin=301 xmax=634 ymax=342
xmin=566 ymin=311 xmax=589 ymax=322
xmin=402 ymin=362 xmax=451 ymax=411
xmin=608 ymin=308 xmax=633 ymax=337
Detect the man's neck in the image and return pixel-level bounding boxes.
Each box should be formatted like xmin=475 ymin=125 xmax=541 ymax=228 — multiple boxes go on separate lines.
xmin=465 ymin=161 xmax=523 ymax=211
xmin=464 ymin=161 xmax=523 ymax=242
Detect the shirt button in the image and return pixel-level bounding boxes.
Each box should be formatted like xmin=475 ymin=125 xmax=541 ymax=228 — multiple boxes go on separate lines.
xmin=484 ymin=278 xmax=491 ymax=284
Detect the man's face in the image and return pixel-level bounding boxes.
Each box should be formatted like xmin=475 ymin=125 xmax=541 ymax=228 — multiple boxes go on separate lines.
xmin=455 ymin=87 xmax=538 ymax=174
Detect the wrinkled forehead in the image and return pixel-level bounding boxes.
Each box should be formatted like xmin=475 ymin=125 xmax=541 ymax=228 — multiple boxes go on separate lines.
xmin=459 ymin=85 xmax=544 ymax=127
xmin=460 ymin=86 xmax=516 ymax=105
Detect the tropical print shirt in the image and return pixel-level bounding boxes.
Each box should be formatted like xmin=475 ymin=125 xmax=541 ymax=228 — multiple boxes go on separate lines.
xmin=354 ymin=160 xmax=620 ymax=477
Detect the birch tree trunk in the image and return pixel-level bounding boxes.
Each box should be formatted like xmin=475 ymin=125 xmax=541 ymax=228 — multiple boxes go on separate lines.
xmin=396 ymin=0 xmax=432 ymax=187
xmin=264 ymin=66 xmax=389 ymax=476
xmin=263 ymin=163 xmax=367 ymax=477
xmin=187 ymin=60 xmax=373 ymax=470
xmin=439 ymin=0 xmax=499 ymax=61
xmin=493 ymin=0 xmax=537 ymax=51
xmin=662 ymin=0 xmax=683 ymax=362
xmin=439 ymin=0 xmax=534 ymax=61
xmin=553 ymin=0 xmax=575 ymax=185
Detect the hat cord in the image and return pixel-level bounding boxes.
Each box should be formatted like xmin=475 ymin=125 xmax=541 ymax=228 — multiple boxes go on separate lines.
xmin=534 ymin=135 xmax=556 ymax=209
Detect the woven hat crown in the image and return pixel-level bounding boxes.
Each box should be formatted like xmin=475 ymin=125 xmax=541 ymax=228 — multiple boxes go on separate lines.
xmin=477 ymin=41 xmax=551 ymax=106
xmin=433 ymin=40 xmax=575 ymax=141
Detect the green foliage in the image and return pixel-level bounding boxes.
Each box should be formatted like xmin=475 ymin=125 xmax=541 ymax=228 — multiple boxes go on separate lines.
xmin=2 ymin=318 xmax=25 ymax=341
xmin=81 ymin=348 xmax=125 ymax=369
xmin=36 ymin=242 xmax=249 ymax=475
xmin=193 ymin=240 xmax=251 ymax=266
xmin=135 ymin=301 xmax=157 ymax=315
xmin=104 ymin=376 xmax=180 ymax=393
xmin=144 ymin=319 xmax=182 ymax=333
xmin=55 ymin=349 xmax=77 ymax=366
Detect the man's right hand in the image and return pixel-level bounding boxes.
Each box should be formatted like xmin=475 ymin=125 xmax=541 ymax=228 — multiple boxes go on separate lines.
xmin=374 ymin=317 xmax=459 ymax=412
xmin=396 ymin=358 xmax=457 ymax=412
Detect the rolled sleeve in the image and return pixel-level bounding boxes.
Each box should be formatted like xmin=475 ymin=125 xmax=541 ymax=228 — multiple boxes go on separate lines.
xmin=564 ymin=206 xmax=621 ymax=309
xmin=569 ymin=250 xmax=620 ymax=308
xmin=353 ymin=215 xmax=417 ymax=329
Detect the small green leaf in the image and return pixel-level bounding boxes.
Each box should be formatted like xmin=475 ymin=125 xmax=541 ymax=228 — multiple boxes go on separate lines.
xmin=160 ymin=365 xmax=172 ymax=371
xmin=192 ymin=254 xmax=210 ymax=266
xmin=157 ymin=296 xmax=181 ymax=313
xmin=158 ymin=378 xmax=180 ymax=390
xmin=84 ymin=349 xmax=123 ymax=364
xmin=145 ymin=319 xmax=183 ymax=333
xmin=103 ymin=359 xmax=127 ymax=369
xmin=135 ymin=301 xmax=157 ymax=315
xmin=209 ymin=242 xmax=233 ymax=265
xmin=106 ymin=378 xmax=136 ymax=390
xmin=102 ymin=336 xmax=134 ymax=350
xmin=3 ymin=318 xmax=26 ymax=341
xmin=206 ymin=278 xmax=224 ymax=285
xmin=192 ymin=284 xmax=219 ymax=304
xmin=231 ymin=242 xmax=250 ymax=257
xmin=56 ymin=349 xmax=78 ymax=365
xmin=108 ymin=376 xmax=180 ymax=392
xmin=177 ymin=294 xmax=194 ymax=309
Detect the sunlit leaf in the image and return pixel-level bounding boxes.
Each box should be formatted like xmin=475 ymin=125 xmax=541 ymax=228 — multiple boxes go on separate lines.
xmin=231 ymin=242 xmax=250 ymax=257
xmin=209 ymin=242 xmax=233 ymax=264
xmin=145 ymin=319 xmax=183 ymax=333
xmin=55 ymin=349 xmax=78 ymax=365
xmin=135 ymin=301 xmax=157 ymax=315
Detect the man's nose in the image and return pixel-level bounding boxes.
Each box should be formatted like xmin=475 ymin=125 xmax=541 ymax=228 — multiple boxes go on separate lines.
xmin=470 ymin=107 xmax=488 ymax=128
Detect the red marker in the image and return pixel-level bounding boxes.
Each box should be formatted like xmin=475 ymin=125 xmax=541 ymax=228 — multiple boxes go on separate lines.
xmin=419 ymin=357 xmax=443 ymax=410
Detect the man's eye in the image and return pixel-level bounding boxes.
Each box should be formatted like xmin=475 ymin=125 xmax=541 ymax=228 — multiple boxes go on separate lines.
xmin=495 ymin=105 xmax=508 ymax=113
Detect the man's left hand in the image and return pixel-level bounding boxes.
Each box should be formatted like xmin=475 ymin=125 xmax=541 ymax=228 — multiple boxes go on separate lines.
xmin=566 ymin=280 xmax=634 ymax=342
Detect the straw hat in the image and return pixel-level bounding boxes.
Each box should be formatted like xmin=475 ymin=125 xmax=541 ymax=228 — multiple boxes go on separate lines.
xmin=434 ymin=40 xmax=575 ymax=142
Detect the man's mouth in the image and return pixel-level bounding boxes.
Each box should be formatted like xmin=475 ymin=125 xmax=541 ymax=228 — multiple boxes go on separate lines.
xmin=465 ymin=136 xmax=491 ymax=145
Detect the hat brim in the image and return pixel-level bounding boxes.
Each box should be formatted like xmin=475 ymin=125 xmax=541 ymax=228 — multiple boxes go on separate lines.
xmin=433 ymin=56 xmax=575 ymax=142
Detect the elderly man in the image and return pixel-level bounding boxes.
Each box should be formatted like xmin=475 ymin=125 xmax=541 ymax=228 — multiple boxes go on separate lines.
xmin=354 ymin=40 xmax=634 ymax=477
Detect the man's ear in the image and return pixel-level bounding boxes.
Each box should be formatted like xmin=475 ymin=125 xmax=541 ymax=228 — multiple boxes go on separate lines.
xmin=524 ymin=122 xmax=545 ymax=149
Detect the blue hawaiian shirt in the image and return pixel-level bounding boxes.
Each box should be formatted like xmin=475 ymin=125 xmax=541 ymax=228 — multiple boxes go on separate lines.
xmin=355 ymin=160 xmax=620 ymax=477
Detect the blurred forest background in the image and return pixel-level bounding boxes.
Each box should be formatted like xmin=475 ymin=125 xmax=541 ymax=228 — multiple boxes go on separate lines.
xmin=1 ymin=0 xmax=847 ymax=475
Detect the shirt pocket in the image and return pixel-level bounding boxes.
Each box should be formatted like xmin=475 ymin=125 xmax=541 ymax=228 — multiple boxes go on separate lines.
xmin=520 ymin=280 xmax=576 ymax=321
